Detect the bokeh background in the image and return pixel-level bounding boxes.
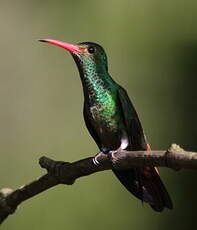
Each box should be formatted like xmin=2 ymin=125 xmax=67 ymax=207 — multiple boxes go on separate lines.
xmin=0 ymin=0 xmax=197 ymax=229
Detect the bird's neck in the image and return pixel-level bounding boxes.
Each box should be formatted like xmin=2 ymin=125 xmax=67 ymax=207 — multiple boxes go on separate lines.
xmin=76 ymin=62 xmax=116 ymax=102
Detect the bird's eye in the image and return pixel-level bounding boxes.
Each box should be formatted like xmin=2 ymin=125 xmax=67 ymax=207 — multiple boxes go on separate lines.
xmin=87 ymin=46 xmax=95 ymax=54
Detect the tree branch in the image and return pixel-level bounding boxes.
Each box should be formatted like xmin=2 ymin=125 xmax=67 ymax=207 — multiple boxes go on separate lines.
xmin=0 ymin=144 xmax=197 ymax=225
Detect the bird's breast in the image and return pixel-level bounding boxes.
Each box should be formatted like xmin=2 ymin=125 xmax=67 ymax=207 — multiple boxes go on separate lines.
xmin=84 ymin=89 xmax=127 ymax=151
xmin=89 ymin=100 xmax=119 ymax=133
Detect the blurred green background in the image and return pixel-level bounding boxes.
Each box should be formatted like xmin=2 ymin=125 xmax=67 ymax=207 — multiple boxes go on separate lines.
xmin=0 ymin=0 xmax=197 ymax=229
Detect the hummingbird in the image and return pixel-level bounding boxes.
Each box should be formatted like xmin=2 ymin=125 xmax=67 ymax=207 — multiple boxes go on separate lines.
xmin=39 ymin=39 xmax=173 ymax=212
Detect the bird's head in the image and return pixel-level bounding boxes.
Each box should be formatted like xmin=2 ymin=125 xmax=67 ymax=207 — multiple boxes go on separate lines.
xmin=39 ymin=39 xmax=108 ymax=74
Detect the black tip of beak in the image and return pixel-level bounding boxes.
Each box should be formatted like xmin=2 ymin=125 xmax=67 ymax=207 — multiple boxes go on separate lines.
xmin=38 ymin=39 xmax=47 ymax=43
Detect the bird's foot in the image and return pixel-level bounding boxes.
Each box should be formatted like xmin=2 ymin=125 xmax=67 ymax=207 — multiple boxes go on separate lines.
xmin=109 ymin=149 xmax=119 ymax=159
xmin=92 ymin=151 xmax=107 ymax=166
xmin=93 ymin=155 xmax=100 ymax=166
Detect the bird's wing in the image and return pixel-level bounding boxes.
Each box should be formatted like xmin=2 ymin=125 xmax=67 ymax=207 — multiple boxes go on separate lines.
xmin=117 ymin=87 xmax=147 ymax=150
xmin=116 ymin=87 xmax=173 ymax=211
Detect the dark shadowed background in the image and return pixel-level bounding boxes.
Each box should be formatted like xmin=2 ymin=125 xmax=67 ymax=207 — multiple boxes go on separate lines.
xmin=1 ymin=0 xmax=197 ymax=229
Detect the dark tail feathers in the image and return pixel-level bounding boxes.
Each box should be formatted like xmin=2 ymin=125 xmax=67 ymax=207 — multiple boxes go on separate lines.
xmin=113 ymin=167 xmax=173 ymax=212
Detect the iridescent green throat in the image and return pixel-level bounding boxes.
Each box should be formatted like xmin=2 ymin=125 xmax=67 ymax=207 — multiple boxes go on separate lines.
xmin=73 ymin=54 xmax=117 ymax=103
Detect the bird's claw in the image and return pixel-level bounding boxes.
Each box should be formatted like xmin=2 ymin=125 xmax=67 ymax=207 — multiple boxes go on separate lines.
xmin=109 ymin=149 xmax=119 ymax=159
xmin=93 ymin=156 xmax=100 ymax=166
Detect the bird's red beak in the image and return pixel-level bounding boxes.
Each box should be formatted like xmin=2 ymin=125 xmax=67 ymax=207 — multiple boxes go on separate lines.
xmin=39 ymin=39 xmax=82 ymax=53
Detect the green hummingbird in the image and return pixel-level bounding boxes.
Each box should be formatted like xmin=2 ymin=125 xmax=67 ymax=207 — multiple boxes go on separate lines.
xmin=39 ymin=39 xmax=173 ymax=212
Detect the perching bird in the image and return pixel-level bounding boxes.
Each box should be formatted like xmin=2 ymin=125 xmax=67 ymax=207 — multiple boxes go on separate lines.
xmin=39 ymin=39 xmax=173 ymax=212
